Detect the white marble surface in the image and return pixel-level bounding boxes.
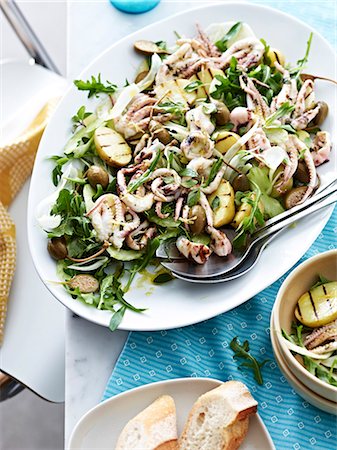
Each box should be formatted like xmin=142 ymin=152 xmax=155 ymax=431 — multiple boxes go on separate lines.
xmin=65 ymin=0 xmax=222 ymax=445
xmin=65 ymin=315 xmax=128 ymax=445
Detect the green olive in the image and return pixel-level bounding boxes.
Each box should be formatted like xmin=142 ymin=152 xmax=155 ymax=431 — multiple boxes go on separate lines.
xmin=311 ymin=101 xmax=329 ymax=126
xmin=215 ymin=104 xmax=230 ymax=126
xmin=284 ymin=186 xmax=308 ymax=210
xmin=87 ymin=165 xmax=109 ymax=189
xmin=134 ymin=70 xmax=149 ymax=84
xmin=294 ymin=160 xmax=310 ymax=184
xmin=150 ymin=120 xmax=172 ymax=144
xmin=232 ymin=174 xmax=251 ymax=192
xmin=152 ymin=128 xmax=172 ymax=145
xmin=48 ymin=237 xmax=68 ymax=260
xmin=67 ymin=274 xmax=99 ymax=293
xmin=189 ymin=205 xmax=206 ymax=235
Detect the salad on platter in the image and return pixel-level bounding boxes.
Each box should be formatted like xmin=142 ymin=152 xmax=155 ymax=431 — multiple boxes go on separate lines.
xmin=36 ymin=21 xmax=333 ymax=329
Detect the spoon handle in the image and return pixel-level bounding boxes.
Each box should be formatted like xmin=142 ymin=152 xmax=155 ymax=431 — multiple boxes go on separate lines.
xmin=0 ymin=0 xmax=60 ymax=74
xmin=254 ymin=179 xmax=337 ymax=237
xmin=255 ymin=191 xmax=337 ymax=242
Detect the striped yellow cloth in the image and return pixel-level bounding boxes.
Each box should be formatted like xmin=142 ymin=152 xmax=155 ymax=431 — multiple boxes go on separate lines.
xmin=0 ymin=98 xmax=59 ymax=343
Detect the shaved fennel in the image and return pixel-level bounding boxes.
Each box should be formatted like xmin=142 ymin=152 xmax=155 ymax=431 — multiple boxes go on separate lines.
xmin=282 ymin=336 xmax=333 ymax=360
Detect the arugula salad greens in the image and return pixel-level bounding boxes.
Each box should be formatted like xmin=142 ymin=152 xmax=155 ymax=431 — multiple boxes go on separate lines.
xmin=37 ymin=21 xmax=332 ymax=329
xmin=230 ymin=337 xmax=269 ymax=385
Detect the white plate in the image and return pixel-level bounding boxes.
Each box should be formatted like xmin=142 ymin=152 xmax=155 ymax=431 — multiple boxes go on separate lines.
xmin=68 ymin=377 xmax=275 ymax=449
xmin=270 ymin=312 xmax=337 ymax=415
xmin=27 ymin=3 xmax=337 ymax=331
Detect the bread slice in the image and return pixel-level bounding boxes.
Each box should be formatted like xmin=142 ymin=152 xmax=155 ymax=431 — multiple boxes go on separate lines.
xmin=115 ymin=395 xmax=178 ymax=450
xmin=178 ymin=381 xmax=257 ymax=450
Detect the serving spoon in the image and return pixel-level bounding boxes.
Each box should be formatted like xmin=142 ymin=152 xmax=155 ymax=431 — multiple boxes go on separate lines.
xmin=157 ymin=181 xmax=337 ymax=280
xmin=172 ymin=228 xmax=283 ymax=284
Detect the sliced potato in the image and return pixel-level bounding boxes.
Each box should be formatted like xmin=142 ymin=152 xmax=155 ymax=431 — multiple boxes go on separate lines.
xmin=188 ymin=74 xmax=207 ymax=100
xmin=94 ymin=126 xmax=132 ymax=167
xmin=231 ymin=193 xmax=264 ymax=228
xmin=176 ymin=79 xmax=198 ymax=106
xmin=208 ymin=180 xmax=235 ymax=227
xmin=267 ymin=47 xmax=285 ymax=67
xmin=214 ymin=130 xmax=240 ymax=154
xmin=189 ymin=67 xmax=225 ymax=99
xmin=155 ymin=79 xmax=196 ymax=107
xmin=231 ymin=201 xmax=252 ymax=229
xmin=295 ymin=282 xmax=337 ymax=328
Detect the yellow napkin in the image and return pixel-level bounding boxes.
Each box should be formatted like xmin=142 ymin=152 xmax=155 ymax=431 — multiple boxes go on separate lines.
xmin=0 ymin=98 xmax=59 ymax=343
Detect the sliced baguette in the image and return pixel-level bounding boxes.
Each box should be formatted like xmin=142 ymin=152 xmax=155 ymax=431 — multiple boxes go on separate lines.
xmin=179 ymin=381 xmax=257 ymax=450
xmin=115 ymin=395 xmax=178 ymax=450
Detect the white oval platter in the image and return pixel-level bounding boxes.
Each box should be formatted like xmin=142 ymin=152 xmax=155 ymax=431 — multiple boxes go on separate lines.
xmin=27 ymin=2 xmax=337 ymax=330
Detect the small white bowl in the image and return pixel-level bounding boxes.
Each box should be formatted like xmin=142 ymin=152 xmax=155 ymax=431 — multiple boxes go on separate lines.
xmin=270 ymin=314 xmax=337 ymax=415
xmin=271 ymin=249 xmax=337 ymax=403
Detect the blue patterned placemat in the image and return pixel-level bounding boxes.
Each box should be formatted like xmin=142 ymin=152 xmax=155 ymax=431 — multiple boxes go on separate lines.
xmin=102 ymin=2 xmax=337 ymax=448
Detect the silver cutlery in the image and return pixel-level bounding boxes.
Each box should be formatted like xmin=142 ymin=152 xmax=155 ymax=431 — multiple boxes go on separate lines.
xmin=173 ymin=229 xmax=284 ymax=284
xmin=0 ymin=0 xmax=60 ymax=73
xmin=157 ymin=181 xmax=337 ymax=281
